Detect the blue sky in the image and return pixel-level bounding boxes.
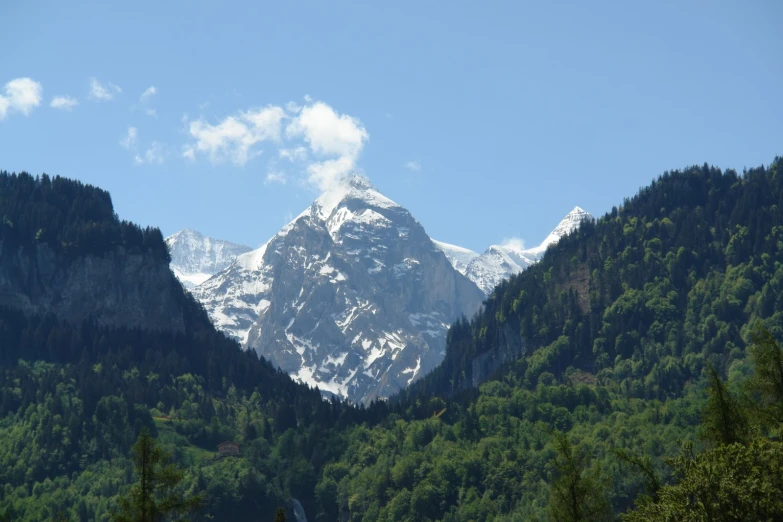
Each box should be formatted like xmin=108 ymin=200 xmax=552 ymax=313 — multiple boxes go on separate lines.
xmin=1 ymin=0 xmax=781 ymax=252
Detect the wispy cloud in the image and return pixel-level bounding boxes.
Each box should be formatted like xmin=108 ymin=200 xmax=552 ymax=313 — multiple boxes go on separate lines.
xmin=89 ymin=78 xmax=122 ymax=101
xmin=134 ymin=142 xmax=165 ymax=165
xmin=499 ymin=237 xmax=526 ymax=251
xmin=265 ymin=171 xmax=287 ymax=185
xmin=279 ymin=146 xmax=307 ymax=162
xmin=140 ymin=86 xmax=156 ymax=103
xmin=0 ymin=78 xmax=43 ymax=120
xmin=120 ymin=126 xmax=165 ymax=165
xmin=405 ymin=160 xmax=421 ymax=172
xmin=183 ymin=106 xmax=286 ymax=166
xmin=50 ymin=96 xmax=78 ymax=111
xmin=119 ymin=127 xmax=138 ymax=149
xmin=139 ymin=86 xmax=157 ymax=117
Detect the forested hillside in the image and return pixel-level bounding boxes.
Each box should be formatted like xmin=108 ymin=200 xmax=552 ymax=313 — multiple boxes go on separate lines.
xmin=310 ymin=158 xmax=783 ymax=520
xmin=2 ymin=159 xmax=783 ymax=521
xmin=0 ymin=172 xmax=357 ymax=520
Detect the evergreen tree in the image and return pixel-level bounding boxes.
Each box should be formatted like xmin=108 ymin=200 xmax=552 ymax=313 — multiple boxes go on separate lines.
xmin=700 ymin=366 xmax=750 ymax=446
xmin=274 ymin=507 xmax=286 ymax=522
xmin=548 ymin=434 xmax=611 ymax=522
xmin=747 ymin=328 xmax=783 ymax=426
xmin=111 ymin=427 xmax=202 ymax=522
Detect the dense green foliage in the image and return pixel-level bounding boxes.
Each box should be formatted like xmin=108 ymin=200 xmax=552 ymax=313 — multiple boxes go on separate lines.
xmin=623 ymin=331 xmax=783 ymax=521
xmin=0 ymin=171 xmax=168 ymax=260
xmin=2 ymin=159 xmax=783 ymax=520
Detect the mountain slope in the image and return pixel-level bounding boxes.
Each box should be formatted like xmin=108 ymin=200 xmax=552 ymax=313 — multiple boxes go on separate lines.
xmin=194 ymin=175 xmax=484 ymax=403
xmin=165 ymin=229 xmax=252 ymax=289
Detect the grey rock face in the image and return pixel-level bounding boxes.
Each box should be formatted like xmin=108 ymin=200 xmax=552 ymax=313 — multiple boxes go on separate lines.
xmin=0 ymin=239 xmax=187 ymax=331
xmin=165 ymin=229 xmax=252 ymax=289
xmin=193 ymin=175 xmax=484 ymax=403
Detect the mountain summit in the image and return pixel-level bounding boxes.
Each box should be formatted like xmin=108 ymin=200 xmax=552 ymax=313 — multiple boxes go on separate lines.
xmin=192 ymin=175 xmax=484 ymax=403
xmin=165 ymin=229 xmax=252 ymax=289
xmin=435 ymin=206 xmax=594 ymax=294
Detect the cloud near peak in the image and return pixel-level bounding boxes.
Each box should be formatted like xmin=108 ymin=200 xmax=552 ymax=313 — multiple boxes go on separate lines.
xmin=0 ymin=78 xmax=43 ymax=120
xmin=183 ymin=99 xmax=369 ymax=192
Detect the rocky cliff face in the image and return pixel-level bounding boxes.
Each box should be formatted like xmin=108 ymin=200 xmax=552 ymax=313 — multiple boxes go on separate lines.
xmin=0 ymin=239 xmax=187 ymax=331
xmin=193 ymin=175 xmax=484 ymax=403
xmin=165 ymin=229 xmax=252 ymax=289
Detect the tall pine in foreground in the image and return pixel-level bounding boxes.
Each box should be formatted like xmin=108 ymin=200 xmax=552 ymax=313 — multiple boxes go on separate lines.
xmin=622 ymin=328 xmax=783 ymax=521
xmin=111 ymin=428 xmax=202 ymax=522
xmin=548 ymin=434 xmax=612 ymax=522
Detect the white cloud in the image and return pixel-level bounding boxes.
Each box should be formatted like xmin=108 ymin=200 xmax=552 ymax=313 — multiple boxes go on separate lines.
xmin=303 ymin=94 xmax=312 ymax=102
xmin=265 ymin=171 xmax=287 ymax=185
xmin=134 ymin=142 xmax=165 ymax=165
xmin=279 ymin=146 xmax=307 ymax=162
xmin=119 ymin=127 xmax=138 ymax=149
xmin=185 ymin=105 xmax=286 ymax=166
xmin=405 ymin=160 xmax=421 ymax=172
xmin=0 ymin=78 xmax=43 ymax=119
xmin=182 ymin=98 xmax=369 ymax=193
xmin=145 ymin=108 xmax=157 ymax=117
xmin=500 ymin=237 xmax=526 ymax=251
xmin=182 ymin=145 xmax=195 ymax=161
xmin=140 ymin=86 xmax=156 ymax=103
xmin=285 ymin=101 xmax=369 ymax=190
xmin=89 ymin=78 xmax=122 ymax=101
xmin=50 ymin=96 xmax=78 ymax=111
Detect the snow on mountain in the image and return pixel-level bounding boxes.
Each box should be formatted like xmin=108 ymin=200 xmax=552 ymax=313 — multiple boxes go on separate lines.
xmin=431 ymin=240 xmax=480 ymax=274
xmin=192 ymin=175 xmax=484 ymax=404
xmin=165 ymin=229 xmax=252 ymax=289
xmin=455 ymin=207 xmax=594 ymax=295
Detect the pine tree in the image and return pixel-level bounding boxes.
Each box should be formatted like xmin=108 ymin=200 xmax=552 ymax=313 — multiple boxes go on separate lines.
xmin=111 ymin=427 xmax=202 ymax=522
xmin=274 ymin=507 xmax=286 ymax=522
xmin=548 ymin=434 xmax=612 ymax=522
xmin=747 ymin=328 xmax=783 ymax=426
xmin=700 ymin=366 xmax=750 ymax=446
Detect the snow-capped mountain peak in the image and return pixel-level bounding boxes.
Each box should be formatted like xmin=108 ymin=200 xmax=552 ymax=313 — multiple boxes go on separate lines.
xmin=165 ymin=229 xmax=252 ymax=289
xmin=524 ymin=206 xmax=593 ymax=257
xmin=192 ymin=176 xmax=483 ymax=403
xmin=448 ymin=206 xmax=594 ymax=295
xmin=431 ymin=240 xmax=479 ymax=274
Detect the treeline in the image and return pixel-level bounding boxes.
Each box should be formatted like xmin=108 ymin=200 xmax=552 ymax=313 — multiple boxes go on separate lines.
xmin=0 ymin=171 xmax=168 ymax=260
